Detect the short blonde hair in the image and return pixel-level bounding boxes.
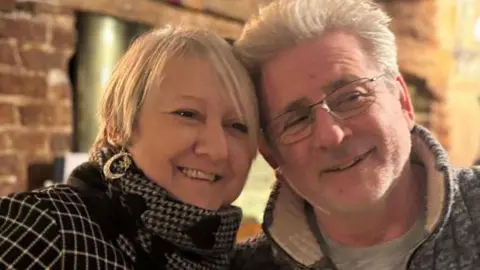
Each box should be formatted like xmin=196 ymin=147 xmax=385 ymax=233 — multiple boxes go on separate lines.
xmin=92 ymin=25 xmax=259 ymax=153
xmin=235 ymin=0 xmax=398 ymax=76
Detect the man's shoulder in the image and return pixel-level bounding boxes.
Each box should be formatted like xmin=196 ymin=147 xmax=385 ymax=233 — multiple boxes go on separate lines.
xmin=454 ymin=165 xmax=480 ymax=191
xmin=232 ymin=233 xmax=280 ymax=270
xmin=452 ymin=166 xmax=480 ymax=219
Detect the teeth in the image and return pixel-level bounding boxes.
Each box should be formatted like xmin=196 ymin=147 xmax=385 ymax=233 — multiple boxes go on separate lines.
xmin=180 ymin=167 xmax=217 ymax=182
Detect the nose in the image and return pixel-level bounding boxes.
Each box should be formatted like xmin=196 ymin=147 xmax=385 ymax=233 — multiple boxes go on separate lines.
xmin=194 ymin=122 xmax=229 ymax=163
xmin=311 ymin=107 xmax=352 ymax=149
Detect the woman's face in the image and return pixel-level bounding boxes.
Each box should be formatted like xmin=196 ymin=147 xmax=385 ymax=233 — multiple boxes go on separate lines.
xmin=128 ymin=56 xmax=257 ymax=210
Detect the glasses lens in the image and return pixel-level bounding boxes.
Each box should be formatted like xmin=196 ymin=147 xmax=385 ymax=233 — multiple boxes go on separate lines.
xmin=270 ymin=76 xmax=379 ymax=145
xmin=326 ymin=78 xmax=376 ymax=119
xmin=270 ymin=106 xmax=314 ymax=144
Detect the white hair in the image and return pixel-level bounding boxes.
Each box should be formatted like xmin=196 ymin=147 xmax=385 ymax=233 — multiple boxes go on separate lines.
xmin=235 ymin=0 xmax=399 ymax=76
xmin=93 ymin=25 xmax=259 ymax=153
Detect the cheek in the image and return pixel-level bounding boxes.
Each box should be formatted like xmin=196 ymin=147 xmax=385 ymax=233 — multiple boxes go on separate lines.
xmin=361 ymin=107 xmax=411 ymax=158
xmin=278 ymin=142 xmax=311 ymax=168
xmin=130 ymin=128 xmax=197 ymax=182
xmin=130 ymin=139 xmax=174 ymax=182
xmin=277 ymin=143 xmax=314 ymax=182
xmin=228 ymin=140 xmax=255 ymax=185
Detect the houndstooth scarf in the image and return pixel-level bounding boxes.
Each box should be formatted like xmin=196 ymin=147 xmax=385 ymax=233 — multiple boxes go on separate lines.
xmin=91 ymin=147 xmax=243 ymax=269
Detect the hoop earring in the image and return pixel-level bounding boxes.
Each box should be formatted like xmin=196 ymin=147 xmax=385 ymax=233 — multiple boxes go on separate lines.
xmin=103 ymin=150 xmax=132 ymax=180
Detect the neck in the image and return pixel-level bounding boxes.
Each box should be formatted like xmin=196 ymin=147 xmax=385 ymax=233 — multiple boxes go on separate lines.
xmin=315 ymin=164 xmax=425 ymax=247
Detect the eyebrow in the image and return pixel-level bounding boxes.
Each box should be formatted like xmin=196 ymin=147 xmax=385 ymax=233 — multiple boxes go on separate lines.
xmin=174 ymin=95 xmax=205 ymax=103
xmin=321 ymin=75 xmax=361 ymax=93
xmin=272 ymin=98 xmax=309 ymax=121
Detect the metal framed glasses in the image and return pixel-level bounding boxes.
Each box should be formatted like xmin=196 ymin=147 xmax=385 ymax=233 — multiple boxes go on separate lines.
xmin=266 ymin=74 xmax=385 ymax=144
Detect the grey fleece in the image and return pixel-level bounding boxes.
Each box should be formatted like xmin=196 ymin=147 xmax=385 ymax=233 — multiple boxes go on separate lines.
xmin=232 ymin=125 xmax=480 ymax=269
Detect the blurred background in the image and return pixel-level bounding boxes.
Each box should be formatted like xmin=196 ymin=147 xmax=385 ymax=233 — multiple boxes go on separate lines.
xmin=0 ymin=0 xmax=479 ymax=240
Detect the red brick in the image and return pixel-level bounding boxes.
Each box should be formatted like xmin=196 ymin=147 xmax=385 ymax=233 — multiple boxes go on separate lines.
xmin=54 ymin=104 xmax=72 ymax=126
xmin=20 ymin=48 xmax=69 ymax=72
xmin=49 ymin=82 xmax=71 ymax=100
xmin=0 ymin=131 xmax=12 ymax=150
xmin=50 ymin=132 xmax=72 ymax=154
xmin=10 ymin=130 xmax=48 ymax=153
xmin=21 ymin=75 xmax=48 ymax=98
xmin=0 ymin=17 xmax=47 ymax=44
xmin=19 ymin=103 xmax=55 ymax=127
xmin=0 ymin=73 xmax=47 ymax=98
xmin=51 ymin=25 xmax=76 ymax=49
xmin=0 ymin=74 xmax=21 ymax=95
xmin=27 ymin=150 xmax=53 ymax=163
xmin=0 ymin=41 xmax=17 ymax=66
xmin=0 ymin=103 xmax=16 ymax=125
xmin=0 ymin=153 xmax=18 ymax=175
xmin=15 ymin=2 xmax=73 ymax=15
xmin=0 ymin=0 xmax=14 ymax=12
xmin=18 ymin=102 xmax=72 ymax=128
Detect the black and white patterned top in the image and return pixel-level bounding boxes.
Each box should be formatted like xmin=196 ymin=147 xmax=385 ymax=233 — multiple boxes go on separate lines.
xmin=0 ymin=149 xmax=243 ymax=270
xmin=0 ymin=184 xmax=131 ymax=269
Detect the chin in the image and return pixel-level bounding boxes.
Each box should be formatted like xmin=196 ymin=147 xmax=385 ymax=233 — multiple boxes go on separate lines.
xmin=202 ymin=201 xmax=224 ymax=211
xmin=184 ymin=198 xmax=221 ymax=210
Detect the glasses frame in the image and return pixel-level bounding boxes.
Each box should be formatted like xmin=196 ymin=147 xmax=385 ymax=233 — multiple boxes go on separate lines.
xmin=266 ymin=73 xmax=386 ymax=144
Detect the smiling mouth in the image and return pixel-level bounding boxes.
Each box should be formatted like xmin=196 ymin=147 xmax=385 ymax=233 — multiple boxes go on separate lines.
xmin=177 ymin=166 xmax=222 ymax=183
xmin=323 ymin=149 xmax=374 ymax=173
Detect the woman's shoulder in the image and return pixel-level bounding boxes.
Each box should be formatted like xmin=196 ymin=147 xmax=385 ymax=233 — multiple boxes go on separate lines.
xmin=0 ymin=186 xmax=79 ymax=268
xmin=0 ymin=184 xmax=86 ymax=217
xmin=0 ymin=185 xmax=130 ymax=269
xmin=0 ymin=184 xmax=93 ymax=237
xmin=1 ymin=184 xmax=90 ymax=217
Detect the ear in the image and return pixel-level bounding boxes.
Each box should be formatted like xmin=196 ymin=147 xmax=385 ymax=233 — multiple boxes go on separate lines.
xmin=395 ymin=75 xmax=416 ymax=130
xmin=106 ymin=126 xmax=121 ymax=146
xmin=259 ymin=134 xmax=279 ymax=170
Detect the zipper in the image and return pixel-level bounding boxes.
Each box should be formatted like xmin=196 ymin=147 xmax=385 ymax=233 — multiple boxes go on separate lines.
xmin=406 ymin=166 xmax=453 ymax=269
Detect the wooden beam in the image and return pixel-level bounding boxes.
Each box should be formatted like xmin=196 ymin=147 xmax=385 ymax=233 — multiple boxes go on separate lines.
xmin=171 ymin=0 xmax=261 ymax=21
xmin=53 ymin=0 xmax=244 ymax=39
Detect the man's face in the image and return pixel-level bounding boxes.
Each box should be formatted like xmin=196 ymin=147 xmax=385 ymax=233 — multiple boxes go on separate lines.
xmin=260 ymin=31 xmax=415 ymax=214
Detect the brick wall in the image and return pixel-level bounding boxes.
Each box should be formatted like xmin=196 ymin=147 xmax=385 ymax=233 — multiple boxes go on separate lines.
xmin=381 ymin=0 xmax=480 ymax=166
xmin=0 ymin=1 xmax=75 ymax=195
xmin=380 ymin=0 xmax=452 ymax=151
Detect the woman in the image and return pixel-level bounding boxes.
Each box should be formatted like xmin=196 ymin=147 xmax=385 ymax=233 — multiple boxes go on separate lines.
xmin=0 ymin=26 xmax=259 ymax=269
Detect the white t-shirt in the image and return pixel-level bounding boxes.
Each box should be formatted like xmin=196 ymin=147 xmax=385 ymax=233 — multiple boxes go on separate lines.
xmin=325 ymin=214 xmax=427 ymax=270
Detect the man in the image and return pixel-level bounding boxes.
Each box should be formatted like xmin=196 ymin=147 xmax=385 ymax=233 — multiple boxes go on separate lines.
xmin=232 ymin=0 xmax=480 ymax=269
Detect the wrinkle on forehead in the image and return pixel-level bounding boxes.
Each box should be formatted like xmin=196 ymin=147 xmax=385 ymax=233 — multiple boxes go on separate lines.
xmin=261 ymin=31 xmax=377 ymax=119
